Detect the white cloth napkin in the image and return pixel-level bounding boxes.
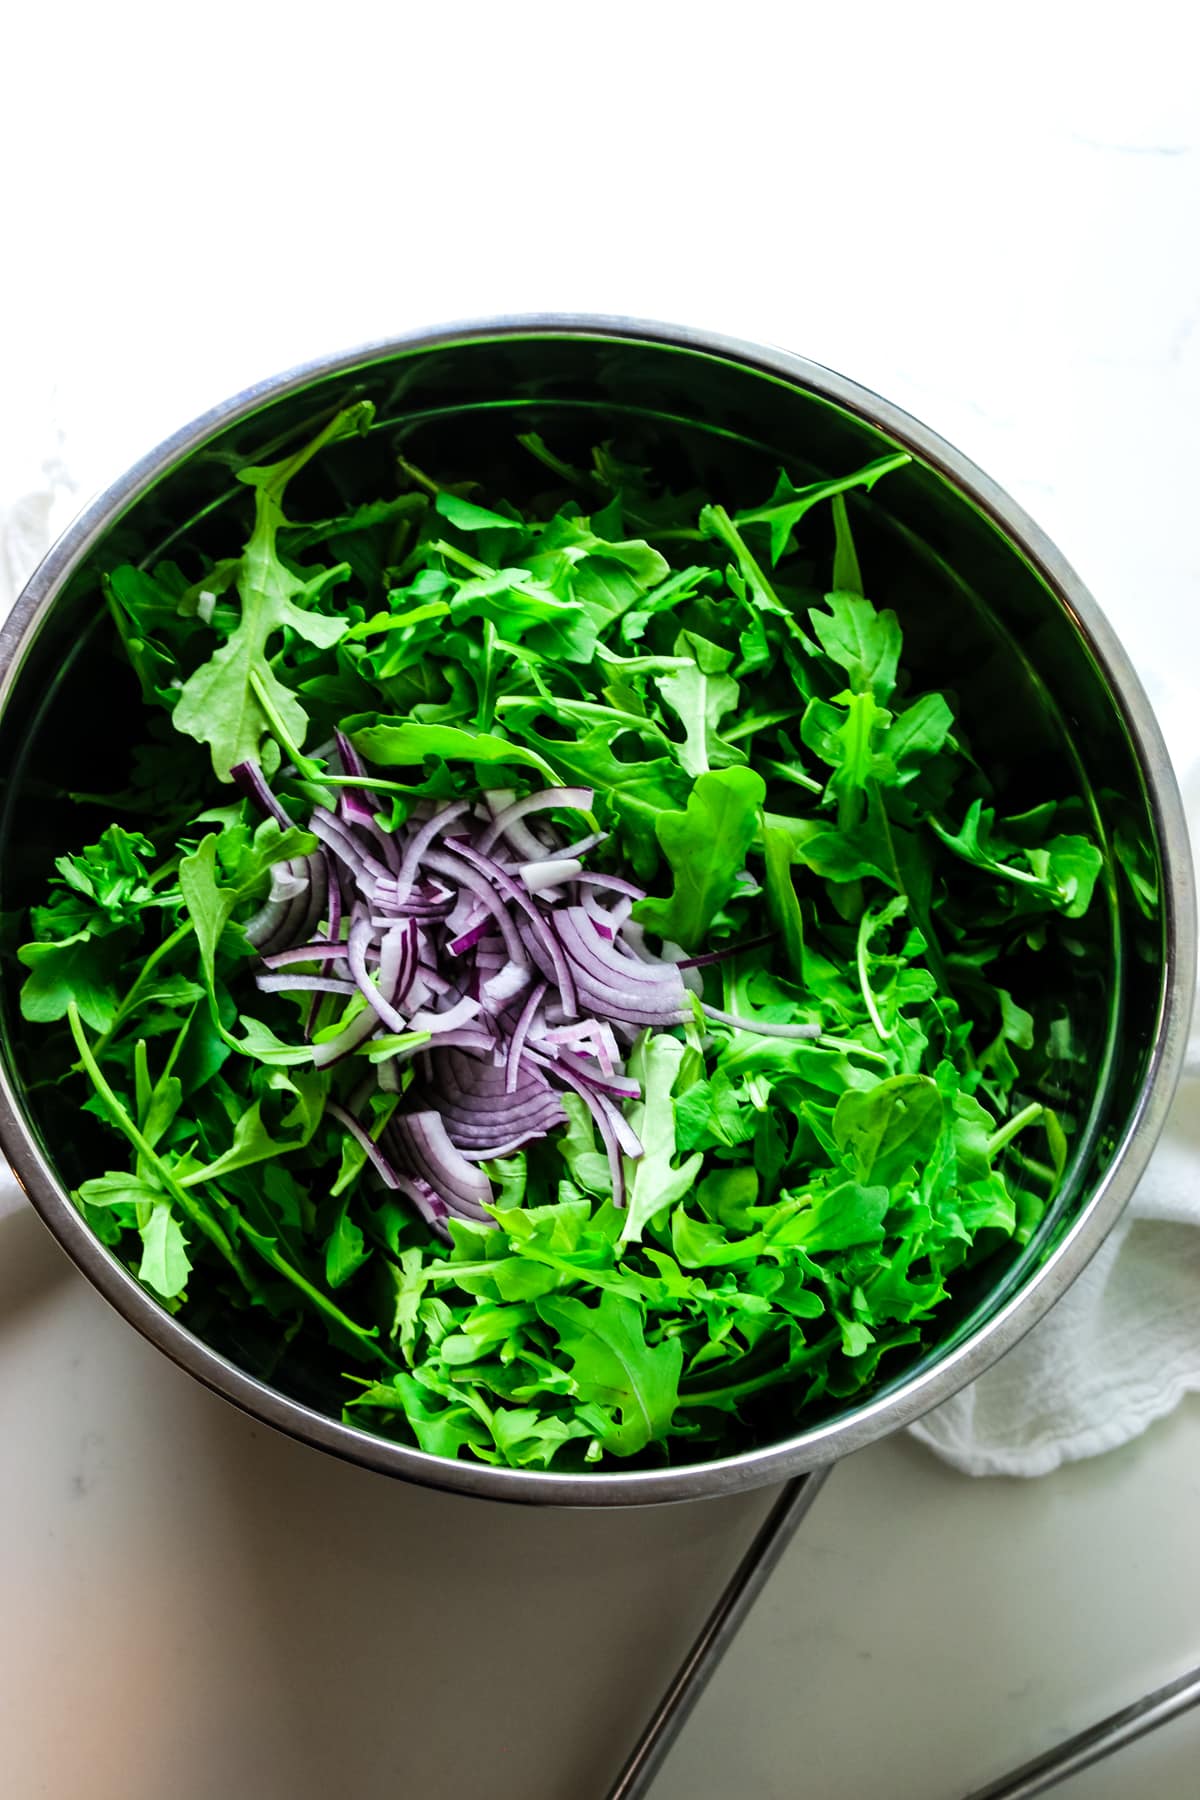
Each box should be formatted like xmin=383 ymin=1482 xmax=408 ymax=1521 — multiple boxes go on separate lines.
xmin=2 ymin=433 xmax=1196 ymax=1478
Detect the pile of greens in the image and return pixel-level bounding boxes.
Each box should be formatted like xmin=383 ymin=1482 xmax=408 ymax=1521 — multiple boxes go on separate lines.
xmin=13 ymin=403 xmax=1104 ymax=1470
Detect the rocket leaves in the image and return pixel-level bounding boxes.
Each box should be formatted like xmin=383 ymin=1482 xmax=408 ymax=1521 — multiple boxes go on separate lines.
xmin=13 ymin=410 xmax=1110 ymax=1472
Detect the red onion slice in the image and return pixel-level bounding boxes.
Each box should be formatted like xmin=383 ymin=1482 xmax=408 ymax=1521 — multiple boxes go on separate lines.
xmin=505 ymin=980 xmax=548 ymax=1093
xmin=231 ymin=760 xmax=293 ymax=829
xmin=326 ymin=1100 xmax=402 ymax=1187
xmin=425 ymin=847 xmax=531 ymax=972
xmin=347 ymin=910 xmax=409 ymax=1035
xmin=520 ymin=857 xmax=584 ymax=893
xmin=409 ymin=994 xmax=483 ymax=1034
xmin=260 ymin=939 xmax=348 ymax=969
xmin=477 ymin=786 xmax=594 ymax=858
xmin=481 ymin=961 xmax=532 ymax=1010
xmin=256 ymin=973 xmax=359 ymax=997
xmin=387 ymin=1111 xmax=495 ymax=1222
xmin=387 ymin=799 xmax=472 ymax=907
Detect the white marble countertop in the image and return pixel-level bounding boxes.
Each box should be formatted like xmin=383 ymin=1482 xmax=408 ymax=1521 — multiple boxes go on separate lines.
xmin=1 ymin=8 xmax=1198 ymax=1796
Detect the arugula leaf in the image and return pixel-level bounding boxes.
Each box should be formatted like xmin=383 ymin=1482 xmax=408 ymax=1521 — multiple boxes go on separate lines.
xmin=619 ymin=1033 xmax=704 ymax=1244
xmin=138 ymin=1201 xmax=192 ymax=1299
xmin=174 ymin=403 xmax=372 ymax=778
xmin=179 ymin=820 xmax=317 ymax=1014
xmin=347 ymin=718 xmax=559 ymax=784
xmin=931 ymin=801 xmax=1103 ymax=917
xmin=809 ymin=593 xmax=902 ymax=703
xmin=782 ymin=1180 xmax=890 ymax=1253
xmin=326 ymin=1200 xmax=372 ymax=1288
xmin=653 ymin=635 xmax=742 ymax=778
xmin=762 ymin=825 xmax=806 ymax=979
xmin=435 ymin=492 xmax=527 ymax=533
xmin=833 ymin=1074 xmax=944 ymax=1186
xmin=734 ymin=452 xmax=911 ymax=565
xmin=536 ymin=1291 xmax=682 ymax=1456
xmin=634 ymin=767 xmax=767 ymax=950
xmin=18 ymin=934 xmax=124 ymax=1032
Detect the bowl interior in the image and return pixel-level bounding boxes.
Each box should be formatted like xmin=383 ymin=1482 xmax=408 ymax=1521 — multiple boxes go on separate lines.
xmin=0 ymin=327 xmax=1170 ymax=1486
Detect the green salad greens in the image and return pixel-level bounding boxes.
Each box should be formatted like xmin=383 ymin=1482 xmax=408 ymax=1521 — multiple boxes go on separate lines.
xmin=14 ymin=403 xmax=1104 ymax=1470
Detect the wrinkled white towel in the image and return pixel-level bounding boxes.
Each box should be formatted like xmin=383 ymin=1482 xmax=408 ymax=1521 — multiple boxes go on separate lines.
xmin=1 ymin=426 xmax=1196 ymax=1478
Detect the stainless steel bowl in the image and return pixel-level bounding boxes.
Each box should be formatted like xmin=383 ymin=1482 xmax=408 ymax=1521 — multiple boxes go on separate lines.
xmin=0 ymin=316 xmax=1192 ymax=1504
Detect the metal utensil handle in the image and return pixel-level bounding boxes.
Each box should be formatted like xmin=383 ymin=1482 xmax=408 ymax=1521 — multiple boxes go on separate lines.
xmin=604 ymin=1466 xmax=833 ymax=1800
xmin=960 ymin=1660 xmax=1200 ymax=1800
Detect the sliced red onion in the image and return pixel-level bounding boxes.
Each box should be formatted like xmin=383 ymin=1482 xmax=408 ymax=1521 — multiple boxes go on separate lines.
xmin=378 ymin=922 xmax=415 ymax=1011
xmin=339 ymin=789 xmax=402 ymax=872
xmin=244 ymin=745 xmax=783 ymax=1233
xmin=547 ymin=1059 xmax=641 ymax=1103
xmin=296 ymin=851 xmax=330 ymax=947
xmin=231 ymin=760 xmax=293 ymax=829
xmin=425 ymin=847 xmax=530 ymax=971
xmin=448 ymin=917 xmax=494 ymax=956
xmin=458 ymin=1134 xmax=553 ymax=1162
xmin=481 ymin=961 xmax=531 ymax=1010
xmin=442 ymin=1044 xmax=551 ymax=1097
xmin=390 ymin=1173 xmax=452 ymax=1239
xmin=477 ymin=786 xmax=594 ymax=859
xmin=308 ymin=807 xmax=392 ymax=888
xmin=408 ymin=994 xmax=483 ymax=1034
xmin=326 ymin=1100 xmax=404 ymax=1190
xmin=387 ymin=799 xmax=472 ymax=907
xmin=261 ymin=940 xmax=350 ymax=968
xmin=387 ymin=1111 xmax=495 ymax=1220
xmin=573 ymin=870 xmax=646 ymax=901
xmin=242 ymin=857 xmax=320 ymax=956
xmin=434 ymin=1082 xmax=564 ymax=1128
xmin=526 ymin=1048 xmax=643 ymax=1160
xmin=557 ymin=829 xmax=608 ymax=859
xmin=334 ymin=728 xmax=366 ymax=779
xmin=520 ymin=856 xmax=584 ymax=893
xmin=437 ymin=1107 xmax=566 ymax=1153
xmin=554 ymin=908 xmax=682 ymax=992
xmin=322 ymin=847 xmax=343 ymax=943
xmin=268 ymin=864 xmax=310 ymax=904
xmin=403 ymin=1027 xmax=495 ymax=1059
xmin=527 ymin=1050 xmax=627 ymax=1203
xmin=505 ymin=980 xmax=547 ymax=1093
xmin=243 ymin=893 xmax=292 ymax=951
xmin=414 ymin=961 xmax=455 ymax=997
xmin=540 ymin=1020 xmax=622 ymax=1079
xmin=256 ymin=973 xmax=359 ymax=997
xmin=347 ymin=910 xmax=409 ymax=1035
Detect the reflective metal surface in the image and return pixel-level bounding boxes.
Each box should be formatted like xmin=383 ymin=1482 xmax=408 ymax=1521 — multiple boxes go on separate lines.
xmin=960 ymin=1660 xmax=1200 ymax=1800
xmin=0 ymin=316 xmax=1192 ymax=1504
xmin=604 ymin=1469 xmax=833 ymax=1798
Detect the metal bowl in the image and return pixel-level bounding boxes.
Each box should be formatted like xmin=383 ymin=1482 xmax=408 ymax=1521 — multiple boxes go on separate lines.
xmin=0 ymin=316 xmax=1192 ymax=1504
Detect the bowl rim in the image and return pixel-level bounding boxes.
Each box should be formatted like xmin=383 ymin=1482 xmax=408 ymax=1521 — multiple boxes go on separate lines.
xmin=0 ymin=312 xmax=1193 ymax=1506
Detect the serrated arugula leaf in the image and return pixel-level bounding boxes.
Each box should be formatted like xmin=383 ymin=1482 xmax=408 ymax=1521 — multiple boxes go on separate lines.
xmin=634 ymin=766 xmax=767 ymax=950
xmin=536 ymin=1291 xmax=682 ymax=1456
xmin=138 ymin=1200 xmax=192 ymax=1299
xmin=619 ymin=1033 xmax=704 ymax=1245
xmin=174 ymin=403 xmax=372 ymax=778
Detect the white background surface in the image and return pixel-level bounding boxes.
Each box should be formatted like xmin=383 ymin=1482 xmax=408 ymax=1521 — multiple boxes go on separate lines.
xmin=1 ymin=5 xmax=1198 ymax=1796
